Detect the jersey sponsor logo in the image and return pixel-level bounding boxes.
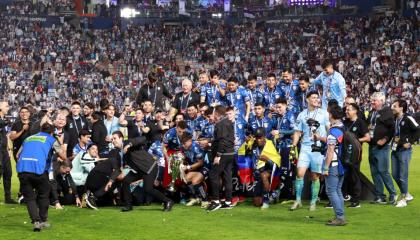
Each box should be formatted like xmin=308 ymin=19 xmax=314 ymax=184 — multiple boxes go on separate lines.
xmin=25 ymin=135 xmax=47 ymax=143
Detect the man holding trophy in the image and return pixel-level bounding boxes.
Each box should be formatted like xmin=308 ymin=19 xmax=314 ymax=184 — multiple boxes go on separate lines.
xmin=179 ymin=133 xmax=209 ymax=207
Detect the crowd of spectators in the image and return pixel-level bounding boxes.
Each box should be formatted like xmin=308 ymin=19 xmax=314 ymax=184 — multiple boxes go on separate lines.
xmin=0 ymin=13 xmax=419 ymax=117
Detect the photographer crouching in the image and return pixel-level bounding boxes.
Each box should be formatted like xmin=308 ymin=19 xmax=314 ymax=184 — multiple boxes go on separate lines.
xmin=289 ymin=91 xmax=330 ymax=211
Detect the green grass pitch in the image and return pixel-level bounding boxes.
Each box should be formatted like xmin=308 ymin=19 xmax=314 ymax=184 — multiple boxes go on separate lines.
xmin=1 ymin=145 xmax=419 ymax=240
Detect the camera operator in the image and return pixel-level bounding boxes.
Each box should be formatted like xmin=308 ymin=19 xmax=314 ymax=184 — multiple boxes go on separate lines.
xmin=0 ymin=101 xmax=17 ymax=204
xmin=290 ymin=91 xmax=330 ymax=211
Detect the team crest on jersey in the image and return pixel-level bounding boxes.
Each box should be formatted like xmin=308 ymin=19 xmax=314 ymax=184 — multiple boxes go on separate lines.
xmin=401 ymin=121 xmax=405 ymax=126
xmin=293 ymin=85 xmax=297 ymax=90
xmin=238 ymin=124 xmax=243 ymax=129
xmin=69 ymin=123 xmax=73 ymax=128
xmin=264 ymin=123 xmax=268 ymax=128
xmin=237 ymin=94 xmax=241 ymax=100
xmin=353 ymin=127 xmax=357 ymax=131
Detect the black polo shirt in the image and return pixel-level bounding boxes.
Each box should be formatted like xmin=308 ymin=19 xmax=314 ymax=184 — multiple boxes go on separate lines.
xmin=11 ymin=120 xmax=33 ymax=155
xmin=344 ymin=118 xmax=369 ymax=140
xmin=172 ymin=91 xmax=200 ymax=114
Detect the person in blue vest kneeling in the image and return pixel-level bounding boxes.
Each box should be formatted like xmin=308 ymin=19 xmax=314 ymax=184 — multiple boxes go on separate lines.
xmin=16 ymin=123 xmax=67 ymax=232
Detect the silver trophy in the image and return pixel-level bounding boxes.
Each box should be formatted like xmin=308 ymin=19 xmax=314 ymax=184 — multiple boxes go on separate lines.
xmin=167 ymin=151 xmax=185 ymax=192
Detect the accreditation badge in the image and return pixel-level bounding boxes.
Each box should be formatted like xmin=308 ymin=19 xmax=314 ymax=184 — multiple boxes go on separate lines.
xmin=392 ymin=137 xmax=400 ymax=151
xmin=368 ymin=124 xmax=375 ymax=138
xmin=326 ymin=90 xmax=332 ymax=100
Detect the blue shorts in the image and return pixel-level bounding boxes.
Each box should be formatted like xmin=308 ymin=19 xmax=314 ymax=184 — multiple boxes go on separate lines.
xmin=297 ymin=145 xmax=324 ymax=174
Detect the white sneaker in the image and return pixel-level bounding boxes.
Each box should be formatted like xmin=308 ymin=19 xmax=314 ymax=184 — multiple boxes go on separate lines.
xmin=343 ymin=195 xmax=352 ymax=202
xmin=261 ymin=202 xmax=270 ymax=210
xmin=309 ymin=203 xmax=316 ymax=211
xmin=405 ymin=193 xmax=414 ymax=202
xmin=201 ymin=201 xmax=210 ymax=209
xmin=186 ymin=198 xmax=200 ymax=207
xmin=396 ymin=199 xmax=407 ymax=208
xmin=290 ymin=201 xmax=302 ymax=211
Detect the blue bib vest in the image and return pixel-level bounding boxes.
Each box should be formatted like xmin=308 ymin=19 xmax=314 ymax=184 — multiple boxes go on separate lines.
xmin=16 ymin=132 xmax=56 ymax=175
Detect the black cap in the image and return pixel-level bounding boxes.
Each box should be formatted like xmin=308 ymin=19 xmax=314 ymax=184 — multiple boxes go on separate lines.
xmin=254 ymin=127 xmax=266 ymax=138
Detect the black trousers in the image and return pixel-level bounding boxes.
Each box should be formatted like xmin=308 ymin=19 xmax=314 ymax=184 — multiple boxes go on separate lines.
xmin=0 ymin=150 xmax=12 ymax=199
xmin=209 ymin=155 xmax=234 ymax=202
xmin=121 ymin=166 xmax=170 ymax=207
xmin=342 ymin=163 xmax=362 ymax=203
xmin=56 ymin=178 xmax=76 ymax=205
xmin=85 ymin=171 xmax=114 ymax=199
xmin=19 ymin=172 xmax=50 ymax=223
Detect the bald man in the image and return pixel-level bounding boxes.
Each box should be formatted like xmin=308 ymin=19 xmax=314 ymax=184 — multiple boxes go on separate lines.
xmin=0 ymin=101 xmax=17 ymax=203
xmin=168 ymin=79 xmax=200 ymax=120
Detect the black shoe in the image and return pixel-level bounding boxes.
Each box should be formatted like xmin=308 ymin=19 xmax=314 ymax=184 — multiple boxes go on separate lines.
xmin=33 ymin=222 xmax=42 ymax=232
xmin=206 ymin=201 xmax=222 ymax=212
xmin=325 ymin=202 xmax=333 ymax=209
xmin=85 ymin=192 xmax=98 ymax=210
xmin=370 ymin=197 xmax=387 ymax=204
xmin=348 ymin=202 xmax=361 ymax=208
xmin=163 ymin=201 xmax=174 ymax=212
xmin=220 ymin=202 xmax=233 ymax=210
xmin=5 ymin=198 xmax=18 ymax=204
xmin=121 ymin=206 xmax=133 ymax=212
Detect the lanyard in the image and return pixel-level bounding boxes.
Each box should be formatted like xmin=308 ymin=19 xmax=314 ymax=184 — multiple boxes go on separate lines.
xmin=147 ymin=85 xmax=158 ymax=105
xmin=307 ymin=108 xmax=319 ymax=120
xmin=302 ymin=91 xmax=307 ymax=108
xmin=73 ymin=117 xmax=80 ymax=135
xmin=229 ymin=91 xmax=236 ymax=106
xmin=277 ymin=114 xmax=286 ymax=130
xmin=370 ymin=111 xmax=378 ymax=126
xmin=395 ymin=117 xmax=402 ymax=136
xmin=180 ymin=92 xmax=191 ymax=111
xmin=211 ymin=85 xmax=217 ymax=103
xmin=106 ymin=118 xmax=114 ymax=135
xmin=136 ymin=121 xmax=143 ymax=136
xmin=256 ymin=117 xmax=263 ymax=128
xmin=249 ymin=89 xmax=255 ymax=105
xmin=284 ymin=83 xmax=291 ymax=99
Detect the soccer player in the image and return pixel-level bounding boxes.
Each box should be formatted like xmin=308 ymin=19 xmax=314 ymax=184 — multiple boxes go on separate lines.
xmin=200 ymin=69 xmax=226 ymax=107
xmin=271 ymin=98 xmax=296 ymax=199
xmin=262 ymin=73 xmax=282 ymax=111
xmin=248 ymin=103 xmax=273 ymax=138
xmin=246 ymin=74 xmax=264 ymax=112
xmin=185 ymin=103 xmax=206 ymax=139
xmin=312 ymin=59 xmax=346 ymax=109
xmin=179 ymin=133 xmax=209 ymax=207
xmin=72 ymin=130 xmax=91 ymax=158
xmin=290 ymin=91 xmax=330 ymax=211
xmin=250 ymin=128 xmax=280 ymax=209
xmin=162 ymin=120 xmax=189 ymax=161
xmin=277 ymin=68 xmax=300 ymax=117
xmin=225 ymin=76 xmax=251 ymax=122
xmin=297 ymin=75 xmax=312 ymax=112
